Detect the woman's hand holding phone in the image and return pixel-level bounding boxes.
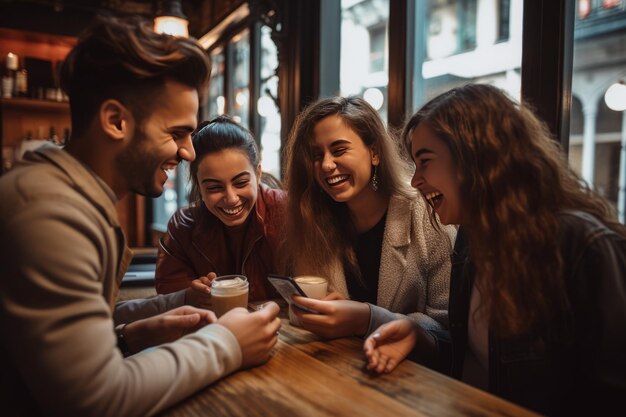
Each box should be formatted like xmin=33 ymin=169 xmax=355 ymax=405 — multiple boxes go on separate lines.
xmin=267 ymin=274 xmax=321 ymax=313
xmin=291 ymin=297 xmax=371 ymax=339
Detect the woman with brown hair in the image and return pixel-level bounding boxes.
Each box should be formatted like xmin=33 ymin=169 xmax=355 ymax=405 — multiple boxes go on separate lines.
xmin=283 ymin=96 xmax=455 ymax=339
xmin=364 ymin=84 xmax=626 ymax=416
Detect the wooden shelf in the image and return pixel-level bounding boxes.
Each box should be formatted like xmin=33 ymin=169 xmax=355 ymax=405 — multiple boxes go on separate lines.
xmin=1 ymin=97 xmax=69 ymax=112
xmin=1 ymin=97 xmax=71 ymax=150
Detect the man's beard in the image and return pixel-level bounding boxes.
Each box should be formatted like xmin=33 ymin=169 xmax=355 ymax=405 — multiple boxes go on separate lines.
xmin=114 ymin=131 xmax=166 ymax=198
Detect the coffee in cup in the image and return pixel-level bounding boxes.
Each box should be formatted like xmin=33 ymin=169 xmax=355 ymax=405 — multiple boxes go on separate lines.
xmin=294 ymin=276 xmax=328 ymax=299
xmin=211 ymin=275 xmax=249 ymax=317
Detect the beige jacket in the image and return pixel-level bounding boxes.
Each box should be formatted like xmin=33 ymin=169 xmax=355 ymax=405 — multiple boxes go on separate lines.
xmin=325 ymin=194 xmax=456 ymax=334
xmin=0 ymin=145 xmax=241 ymax=417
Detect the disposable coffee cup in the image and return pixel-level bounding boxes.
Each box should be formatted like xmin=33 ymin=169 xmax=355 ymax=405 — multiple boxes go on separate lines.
xmin=289 ymin=276 xmax=328 ymax=326
xmin=211 ymin=275 xmax=249 ymax=317
xmin=294 ymin=276 xmax=328 ymax=299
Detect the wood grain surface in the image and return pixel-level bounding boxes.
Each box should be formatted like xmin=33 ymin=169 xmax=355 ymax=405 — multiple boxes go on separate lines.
xmin=160 ymin=304 xmax=541 ymax=417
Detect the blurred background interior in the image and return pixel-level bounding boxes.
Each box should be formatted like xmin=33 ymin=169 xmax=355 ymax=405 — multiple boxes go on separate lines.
xmin=1 ymin=0 xmax=625 ymax=251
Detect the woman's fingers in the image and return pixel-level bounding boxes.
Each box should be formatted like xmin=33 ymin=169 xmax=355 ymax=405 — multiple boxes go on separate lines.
xmin=376 ymin=355 xmax=390 ymax=374
xmin=385 ymin=358 xmax=398 ymax=373
xmin=191 ymin=278 xmax=211 ymax=294
xmin=323 ymin=292 xmax=346 ymax=301
xmin=291 ymin=295 xmax=328 ymax=312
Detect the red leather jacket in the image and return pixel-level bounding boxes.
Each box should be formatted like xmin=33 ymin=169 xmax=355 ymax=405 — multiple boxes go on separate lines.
xmin=155 ymin=186 xmax=285 ymax=301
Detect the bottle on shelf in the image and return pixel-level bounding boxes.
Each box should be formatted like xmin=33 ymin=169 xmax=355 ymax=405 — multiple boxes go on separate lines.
xmin=49 ymin=126 xmax=59 ymax=145
xmin=2 ymin=52 xmax=18 ymax=99
xmin=62 ymin=128 xmax=71 ymax=145
xmin=15 ymin=66 xmax=28 ymax=98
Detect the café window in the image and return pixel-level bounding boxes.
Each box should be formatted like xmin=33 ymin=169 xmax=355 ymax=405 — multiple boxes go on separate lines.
xmin=151 ymin=164 xmax=188 ymax=235
xmin=340 ymin=0 xmax=390 ymax=122
xmin=568 ymin=1 xmax=626 ymax=222
xmin=497 ymin=0 xmax=511 ymax=42
xmin=258 ymin=24 xmax=281 ymax=178
xmin=326 ymin=0 xmax=521 ymax=125
xmin=230 ymin=29 xmax=250 ymax=127
xmin=426 ymin=0 xmax=478 ymax=60
xmin=412 ymin=0 xmax=522 ymax=112
xmin=369 ymin=24 xmax=386 ymax=73
xmin=204 ymin=47 xmax=225 ymax=121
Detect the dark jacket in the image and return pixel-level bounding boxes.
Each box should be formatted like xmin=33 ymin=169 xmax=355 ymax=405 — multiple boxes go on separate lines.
xmin=428 ymin=211 xmax=626 ymax=416
xmin=155 ymin=185 xmax=286 ymax=301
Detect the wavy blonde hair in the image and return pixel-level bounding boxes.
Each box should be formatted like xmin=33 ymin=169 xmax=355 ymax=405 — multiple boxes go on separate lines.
xmin=402 ymin=84 xmax=626 ymax=336
xmin=282 ymin=96 xmax=414 ymax=280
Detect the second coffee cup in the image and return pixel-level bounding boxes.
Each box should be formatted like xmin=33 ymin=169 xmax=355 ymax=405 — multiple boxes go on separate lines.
xmin=211 ymin=275 xmax=249 ymax=317
xmin=294 ymin=276 xmax=328 ymax=298
xmin=289 ymin=276 xmax=328 ymax=326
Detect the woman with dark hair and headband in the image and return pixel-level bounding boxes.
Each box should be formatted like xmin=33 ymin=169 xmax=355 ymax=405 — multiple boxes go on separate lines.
xmin=156 ymin=115 xmax=285 ymax=306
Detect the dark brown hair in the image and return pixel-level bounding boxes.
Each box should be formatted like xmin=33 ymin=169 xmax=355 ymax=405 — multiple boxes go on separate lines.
xmin=188 ymin=115 xmax=280 ymax=202
xmin=60 ymin=16 xmax=211 ymax=137
xmin=402 ymin=83 xmax=626 ymax=336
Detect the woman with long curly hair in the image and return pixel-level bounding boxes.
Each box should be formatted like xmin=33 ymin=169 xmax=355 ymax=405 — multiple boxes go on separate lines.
xmin=282 ymin=96 xmax=455 ymax=339
xmin=363 ymin=84 xmax=626 ymax=416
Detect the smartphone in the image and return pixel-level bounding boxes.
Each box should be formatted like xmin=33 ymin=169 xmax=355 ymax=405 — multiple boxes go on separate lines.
xmin=267 ymin=274 xmax=320 ymax=314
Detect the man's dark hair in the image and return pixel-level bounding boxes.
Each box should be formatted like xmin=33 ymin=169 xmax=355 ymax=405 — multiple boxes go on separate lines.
xmin=60 ymin=16 xmax=211 ymax=137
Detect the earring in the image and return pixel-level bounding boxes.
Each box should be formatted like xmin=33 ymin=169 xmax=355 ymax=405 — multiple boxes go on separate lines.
xmin=371 ymin=165 xmax=379 ymax=192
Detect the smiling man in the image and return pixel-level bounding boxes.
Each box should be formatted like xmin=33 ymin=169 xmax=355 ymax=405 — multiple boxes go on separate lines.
xmin=0 ymin=16 xmax=280 ymax=417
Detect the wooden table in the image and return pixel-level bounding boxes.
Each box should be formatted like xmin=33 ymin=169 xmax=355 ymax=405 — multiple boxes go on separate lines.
xmin=160 ymin=305 xmax=540 ymax=417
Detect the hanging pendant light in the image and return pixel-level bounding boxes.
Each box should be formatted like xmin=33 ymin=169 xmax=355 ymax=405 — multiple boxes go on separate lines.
xmin=154 ymin=0 xmax=189 ymax=38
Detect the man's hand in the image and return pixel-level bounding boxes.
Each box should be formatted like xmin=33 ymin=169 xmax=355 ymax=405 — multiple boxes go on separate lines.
xmin=217 ymin=301 xmax=281 ymax=369
xmin=185 ymin=272 xmax=217 ymax=309
xmin=123 ymin=306 xmax=217 ymax=354
xmin=291 ymin=296 xmax=370 ymax=339
xmin=363 ymin=319 xmax=423 ymax=373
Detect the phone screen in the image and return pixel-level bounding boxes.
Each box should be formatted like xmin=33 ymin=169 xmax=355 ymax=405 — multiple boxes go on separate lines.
xmin=267 ymin=274 xmax=319 ymax=314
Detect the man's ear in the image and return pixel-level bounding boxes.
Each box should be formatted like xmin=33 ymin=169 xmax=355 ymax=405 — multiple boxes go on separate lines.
xmin=370 ymin=144 xmax=381 ymax=166
xmin=99 ymin=99 xmax=131 ymax=141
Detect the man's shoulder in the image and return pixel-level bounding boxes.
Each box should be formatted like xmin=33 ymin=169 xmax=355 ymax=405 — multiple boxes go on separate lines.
xmin=0 ymin=160 xmax=111 ymax=234
xmin=0 ymin=161 xmax=72 ymax=210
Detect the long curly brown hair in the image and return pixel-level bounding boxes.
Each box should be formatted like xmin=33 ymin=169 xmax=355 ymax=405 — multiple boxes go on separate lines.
xmin=402 ymin=84 xmax=626 ymax=337
xmin=282 ymin=96 xmax=414 ymax=281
